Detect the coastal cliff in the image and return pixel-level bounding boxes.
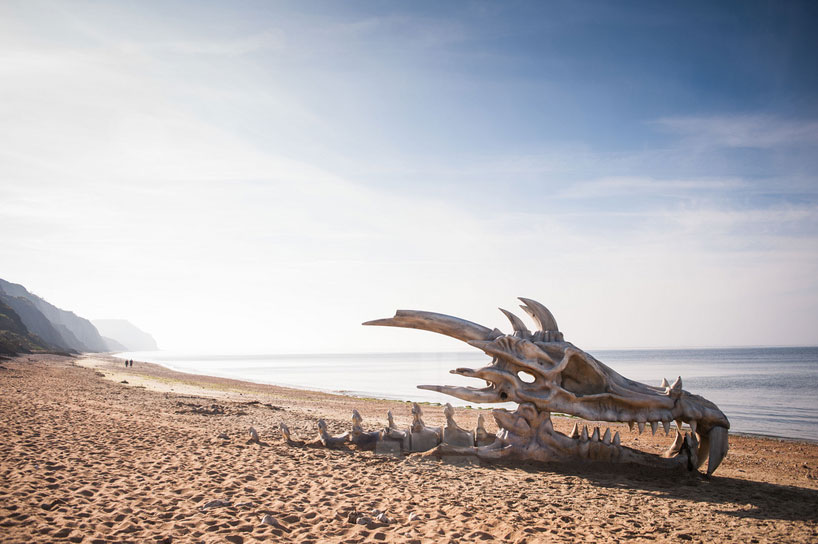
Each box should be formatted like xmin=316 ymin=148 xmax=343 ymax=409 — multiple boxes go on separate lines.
xmin=0 ymin=278 xmax=156 ymax=356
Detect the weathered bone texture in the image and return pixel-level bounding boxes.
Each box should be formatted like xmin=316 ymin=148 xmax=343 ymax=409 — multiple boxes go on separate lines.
xmin=376 ymin=410 xmax=409 ymax=454
xmin=410 ymin=403 xmax=443 ymax=452
xmin=350 ymin=409 xmax=380 ymax=451
xmin=317 ymin=419 xmax=350 ymax=448
xmin=279 ymin=422 xmax=304 ymax=447
xmin=363 ymin=298 xmax=731 ymax=475
xmin=443 ymin=403 xmax=474 ymax=448
xmin=474 ymin=414 xmax=494 ymax=447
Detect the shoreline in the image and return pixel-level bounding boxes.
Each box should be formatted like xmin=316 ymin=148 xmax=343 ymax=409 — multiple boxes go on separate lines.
xmin=1 ymin=353 xmax=817 ymax=542
xmin=108 ymin=350 xmax=818 ymax=444
xmin=64 ymin=354 xmax=818 ymax=481
xmin=122 ymin=346 xmax=818 ymax=446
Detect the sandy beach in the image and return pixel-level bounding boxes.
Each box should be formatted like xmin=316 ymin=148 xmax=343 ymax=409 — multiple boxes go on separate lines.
xmin=1 ymin=354 xmax=817 ymax=543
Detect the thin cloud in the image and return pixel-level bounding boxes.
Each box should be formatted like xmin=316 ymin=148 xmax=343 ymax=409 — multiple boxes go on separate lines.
xmin=554 ymin=176 xmax=747 ymax=200
xmin=118 ymin=30 xmax=286 ymax=57
xmin=654 ymin=115 xmax=818 ymax=150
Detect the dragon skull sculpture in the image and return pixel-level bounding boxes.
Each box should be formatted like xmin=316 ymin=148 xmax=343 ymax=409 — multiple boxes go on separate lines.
xmin=363 ymin=298 xmax=730 ymax=475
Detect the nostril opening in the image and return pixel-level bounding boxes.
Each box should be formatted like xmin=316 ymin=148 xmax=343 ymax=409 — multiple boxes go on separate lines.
xmin=500 ymin=392 xmax=508 ymax=400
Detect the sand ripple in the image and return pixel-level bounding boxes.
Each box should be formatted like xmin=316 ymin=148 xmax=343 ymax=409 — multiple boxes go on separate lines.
xmin=0 ymin=354 xmax=817 ymax=543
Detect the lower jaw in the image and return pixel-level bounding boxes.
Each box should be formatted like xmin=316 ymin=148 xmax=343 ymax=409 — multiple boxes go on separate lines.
xmin=432 ymin=410 xmax=697 ymax=471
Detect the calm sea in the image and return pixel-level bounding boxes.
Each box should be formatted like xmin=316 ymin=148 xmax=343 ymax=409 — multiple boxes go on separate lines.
xmin=115 ymin=347 xmax=818 ymax=442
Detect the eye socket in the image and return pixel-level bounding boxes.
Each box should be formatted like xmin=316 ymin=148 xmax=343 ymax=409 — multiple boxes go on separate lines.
xmin=517 ymin=371 xmax=536 ymax=384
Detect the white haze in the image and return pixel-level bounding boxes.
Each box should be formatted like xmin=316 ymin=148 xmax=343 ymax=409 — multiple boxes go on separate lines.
xmin=1 ymin=2 xmax=816 ymax=353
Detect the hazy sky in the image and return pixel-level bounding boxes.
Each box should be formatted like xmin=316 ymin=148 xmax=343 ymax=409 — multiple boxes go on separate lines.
xmin=2 ymin=1 xmax=817 ymax=353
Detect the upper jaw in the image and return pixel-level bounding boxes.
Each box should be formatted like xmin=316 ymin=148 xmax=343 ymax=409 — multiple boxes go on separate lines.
xmin=425 ymin=340 xmax=729 ymax=431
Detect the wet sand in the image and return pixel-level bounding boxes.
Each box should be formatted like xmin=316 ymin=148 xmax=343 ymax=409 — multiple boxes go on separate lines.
xmin=1 ymin=353 xmax=817 ymax=543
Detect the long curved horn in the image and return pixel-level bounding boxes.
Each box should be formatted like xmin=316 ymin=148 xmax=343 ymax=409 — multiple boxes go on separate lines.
xmin=518 ymin=297 xmax=559 ymax=332
xmin=499 ymin=308 xmax=530 ymax=336
xmin=363 ymin=310 xmax=501 ymax=343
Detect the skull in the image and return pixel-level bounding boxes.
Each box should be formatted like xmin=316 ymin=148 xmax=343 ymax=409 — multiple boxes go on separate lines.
xmin=364 ymin=297 xmax=730 ymax=475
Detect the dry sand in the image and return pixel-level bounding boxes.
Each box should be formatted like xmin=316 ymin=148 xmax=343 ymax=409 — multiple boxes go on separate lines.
xmin=1 ymin=353 xmax=817 ymax=543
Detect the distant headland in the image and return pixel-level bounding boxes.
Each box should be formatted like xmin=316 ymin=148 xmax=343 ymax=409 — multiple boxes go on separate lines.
xmin=0 ymin=278 xmax=156 ymax=356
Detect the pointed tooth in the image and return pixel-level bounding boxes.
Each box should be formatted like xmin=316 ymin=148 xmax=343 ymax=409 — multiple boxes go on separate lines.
xmin=660 ymin=377 xmax=669 ymax=388
xmin=650 ymin=421 xmax=658 ymax=435
xmin=613 ymin=431 xmax=620 ymax=446
xmin=666 ymin=430 xmax=684 ymax=456
xmin=675 ymin=419 xmax=684 ymax=431
xmin=696 ymin=431 xmax=709 ymax=469
xmin=689 ymin=420 xmax=698 ymax=435
xmin=671 ymin=376 xmax=682 ymax=391
xmin=706 ymin=427 xmax=729 ymax=475
xmin=569 ymin=422 xmax=579 ymax=439
xmin=637 ymin=422 xmax=645 ymax=434
xmin=581 ymin=426 xmax=589 ymax=441
xmin=591 ymin=427 xmax=600 ymax=442
xmin=662 ymin=420 xmax=670 ymax=436
xmin=628 ymin=421 xmax=635 ymax=432
xmin=602 ymin=428 xmax=611 ymax=444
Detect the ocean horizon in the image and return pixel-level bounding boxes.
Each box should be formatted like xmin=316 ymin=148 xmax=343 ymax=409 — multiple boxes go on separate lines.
xmin=115 ymin=346 xmax=818 ymax=443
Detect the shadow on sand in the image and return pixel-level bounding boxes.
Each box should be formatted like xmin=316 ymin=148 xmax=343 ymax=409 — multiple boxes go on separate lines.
xmin=287 ymin=435 xmax=818 ymax=524
xmin=478 ymin=459 xmax=818 ymax=523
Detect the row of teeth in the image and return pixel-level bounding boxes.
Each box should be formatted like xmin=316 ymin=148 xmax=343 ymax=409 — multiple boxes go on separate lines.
xmin=626 ymin=419 xmax=698 ymax=436
xmin=568 ymin=424 xmax=621 ymax=446
xmin=568 ymin=419 xmax=698 ymax=443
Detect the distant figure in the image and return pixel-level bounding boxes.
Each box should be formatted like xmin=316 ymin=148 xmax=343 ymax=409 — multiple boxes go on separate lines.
xmin=124 ymin=359 xmax=128 ymax=368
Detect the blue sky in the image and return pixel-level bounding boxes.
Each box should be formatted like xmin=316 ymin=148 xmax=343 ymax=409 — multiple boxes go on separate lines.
xmin=1 ymin=1 xmax=816 ymax=351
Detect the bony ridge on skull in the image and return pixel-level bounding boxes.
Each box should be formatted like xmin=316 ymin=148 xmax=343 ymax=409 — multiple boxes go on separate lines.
xmin=280 ymin=298 xmax=730 ymax=475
